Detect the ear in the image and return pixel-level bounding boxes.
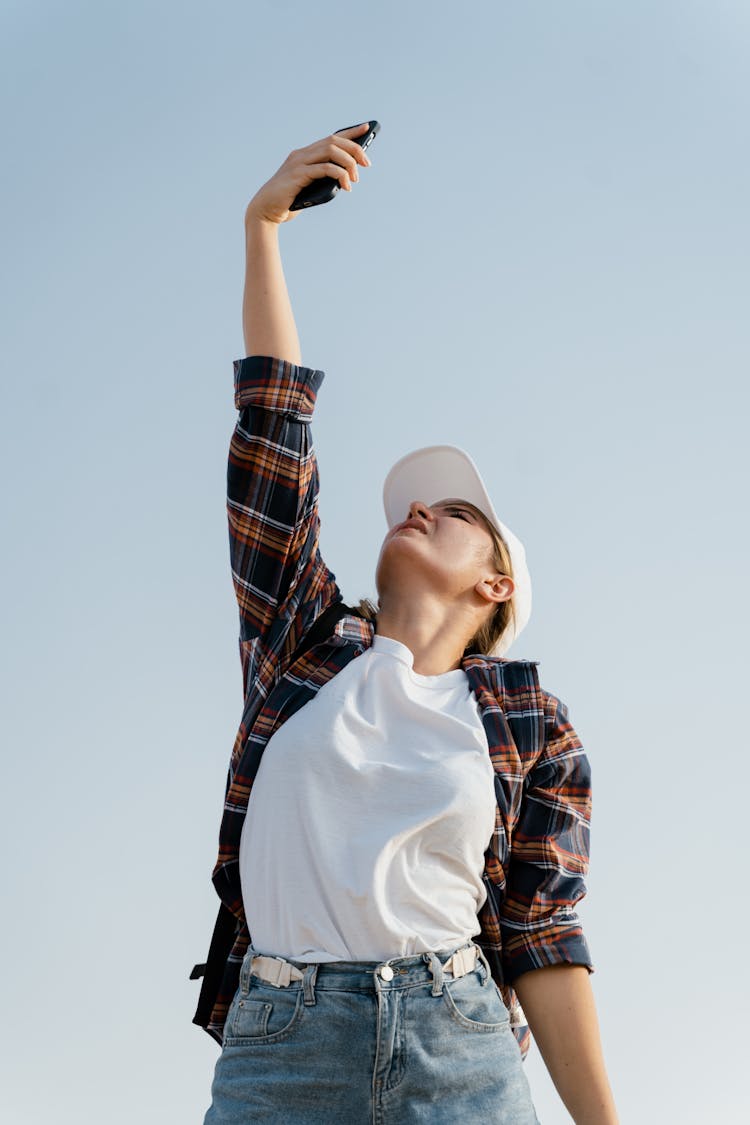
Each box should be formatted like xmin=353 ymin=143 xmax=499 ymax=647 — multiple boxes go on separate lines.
xmin=474 ymin=573 xmax=514 ymax=607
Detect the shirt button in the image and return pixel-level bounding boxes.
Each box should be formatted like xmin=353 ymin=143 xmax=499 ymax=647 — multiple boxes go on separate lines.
xmin=379 ymin=964 xmax=394 ymax=981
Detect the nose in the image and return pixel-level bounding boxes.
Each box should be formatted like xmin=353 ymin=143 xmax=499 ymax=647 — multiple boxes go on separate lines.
xmin=408 ymin=500 xmax=433 ymax=522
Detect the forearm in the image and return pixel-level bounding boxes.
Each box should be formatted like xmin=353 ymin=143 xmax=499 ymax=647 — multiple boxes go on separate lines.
xmin=242 ymin=210 xmax=301 ymax=365
xmin=240 ymin=124 xmax=370 ymax=362
xmin=513 ymin=964 xmax=618 ymax=1125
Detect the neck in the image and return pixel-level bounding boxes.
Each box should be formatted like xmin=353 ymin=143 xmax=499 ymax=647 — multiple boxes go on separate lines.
xmin=374 ymin=593 xmax=476 ymax=675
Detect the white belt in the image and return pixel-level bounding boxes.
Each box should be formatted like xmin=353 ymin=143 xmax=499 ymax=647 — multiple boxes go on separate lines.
xmin=249 ymin=955 xmax=305 ymax=988
xmin=441 ymin=943 xmax=478 ymax=980
xmin=249 ymin=945 xmax=479 ymax=988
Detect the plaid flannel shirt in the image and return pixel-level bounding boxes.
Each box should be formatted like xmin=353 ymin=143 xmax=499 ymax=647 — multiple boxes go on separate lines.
xmin=195 ymin=354 xmax=594 ymax=1058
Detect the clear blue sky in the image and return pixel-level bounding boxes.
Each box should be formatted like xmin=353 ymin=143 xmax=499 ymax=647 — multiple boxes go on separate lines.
xmin=2 ymin=1 xmax=749 ymax=1121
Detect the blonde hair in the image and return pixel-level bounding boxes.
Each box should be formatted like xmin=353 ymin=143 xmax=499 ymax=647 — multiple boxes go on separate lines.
xmin=463 ymin=508 xmax=516 ymax=656
xmin=358 ymin=502 xmax=516 ymax=658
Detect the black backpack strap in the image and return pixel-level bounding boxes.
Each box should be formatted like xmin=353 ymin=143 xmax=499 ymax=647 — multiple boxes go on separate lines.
xmin=190 ymin=902 xmax=238 ymax=1028
xmin=289 ymin=599 xmax=362 ymax=664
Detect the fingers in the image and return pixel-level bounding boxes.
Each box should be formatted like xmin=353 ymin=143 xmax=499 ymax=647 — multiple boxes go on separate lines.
xmin=295 ymin=137 xmax=369 ymax=193
xmin=305 ymin=130 xmax=372 ymax=171
xmin=300 ymin=159 xmax=357 ymax=192
xmin=335 ymin=139 xmax=369 ymax=180
xmin=329 ymin=135 xmax=371 ymax=170
xmin=334 ymin=122 xmax=372 ymax=139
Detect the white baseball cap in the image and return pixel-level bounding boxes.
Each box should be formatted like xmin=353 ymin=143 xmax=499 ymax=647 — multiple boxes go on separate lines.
xmin=382 ymin=445 xmax=532 ymax=656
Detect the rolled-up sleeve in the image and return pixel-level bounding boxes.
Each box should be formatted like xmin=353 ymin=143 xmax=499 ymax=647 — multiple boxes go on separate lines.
xmin=233 ymin=354 xmax=324 ymax=417
xmin=500 ymin=691 xmax=594 ymax=982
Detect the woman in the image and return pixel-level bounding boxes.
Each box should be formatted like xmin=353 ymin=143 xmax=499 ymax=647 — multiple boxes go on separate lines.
xmin=193 ymin=123 xmax=619 ymax=1124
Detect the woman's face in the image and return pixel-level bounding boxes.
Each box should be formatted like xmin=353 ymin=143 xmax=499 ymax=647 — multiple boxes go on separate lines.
xmin=375 ymin=498 xmax=513 ymax=606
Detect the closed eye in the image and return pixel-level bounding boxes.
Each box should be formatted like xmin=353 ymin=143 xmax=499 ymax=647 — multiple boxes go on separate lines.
xmin=445 ymin=507 xmax=471 ymax=521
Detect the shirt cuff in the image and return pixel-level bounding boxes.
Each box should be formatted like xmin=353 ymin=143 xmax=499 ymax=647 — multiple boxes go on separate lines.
xmin=233 ymin=355 xmax=325 ymax=419
xmin=502 ymin=926 xmax=594 ymax=983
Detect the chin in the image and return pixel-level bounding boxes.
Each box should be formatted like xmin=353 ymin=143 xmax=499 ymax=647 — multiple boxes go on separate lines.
xmin=376 ymin=538 xmax=436 ymax=594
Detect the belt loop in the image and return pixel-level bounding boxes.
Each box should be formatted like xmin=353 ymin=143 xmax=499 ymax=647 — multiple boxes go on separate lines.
xmin=427 ymin=951 xmax=445 ymax=996
xmin=302 ymin=963 xmax=318 ymax=1006
xmin=474 ymin=942 xmax=492 ymax=986
xmin=240 ymin=945 xmax=256 ymax=993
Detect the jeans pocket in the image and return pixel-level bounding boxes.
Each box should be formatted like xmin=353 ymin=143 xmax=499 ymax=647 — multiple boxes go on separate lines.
xmin=223 ymin=981 xmax=305 ymax=1045
xmin=442 ymin=971 xmax=511 ymax=1033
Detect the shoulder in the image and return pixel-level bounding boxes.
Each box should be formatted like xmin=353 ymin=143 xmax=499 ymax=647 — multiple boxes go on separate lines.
xmin=462 ymin=654 xmax=543 ymax=697
xmin=464 ymin=656 xmax=580 ymax=750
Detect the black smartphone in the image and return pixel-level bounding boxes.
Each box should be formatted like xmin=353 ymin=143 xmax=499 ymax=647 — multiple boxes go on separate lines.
xmin=290 ymin=120 xmax=380 ymax=211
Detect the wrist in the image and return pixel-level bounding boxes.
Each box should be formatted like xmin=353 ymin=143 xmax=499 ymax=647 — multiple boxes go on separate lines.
xmin=244 ymin=205 xmax=281 ymax=235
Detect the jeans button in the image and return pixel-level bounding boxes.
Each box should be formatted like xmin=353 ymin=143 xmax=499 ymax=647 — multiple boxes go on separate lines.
xmin=379 ymin=964 xmax=394 ymax=981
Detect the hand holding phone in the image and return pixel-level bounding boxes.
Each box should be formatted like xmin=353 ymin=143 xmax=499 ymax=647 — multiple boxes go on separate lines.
xmin=245 ymin=122 xmax=379 ymax=227
xmin=289 ymin=120 xmax=380 ymax=211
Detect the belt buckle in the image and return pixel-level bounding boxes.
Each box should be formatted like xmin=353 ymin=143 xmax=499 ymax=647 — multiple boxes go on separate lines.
xmin=252 ymin=955 xmax=293 ymax=988
xmin=446 ymin=945 xmax=475 ymax=980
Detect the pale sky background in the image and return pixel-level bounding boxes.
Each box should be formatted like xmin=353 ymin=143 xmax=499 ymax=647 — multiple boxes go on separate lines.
xmin=2 ymin=1 xmax=749 ymax=1122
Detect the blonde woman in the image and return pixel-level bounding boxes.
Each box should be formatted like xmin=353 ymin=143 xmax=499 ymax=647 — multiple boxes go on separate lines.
xmin=193 ymin=123 xmax=619 ymax=1124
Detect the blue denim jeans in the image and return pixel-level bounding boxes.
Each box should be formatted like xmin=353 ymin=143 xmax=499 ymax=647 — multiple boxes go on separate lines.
xmin=203 ymin=940 xmax=540 ymax=1124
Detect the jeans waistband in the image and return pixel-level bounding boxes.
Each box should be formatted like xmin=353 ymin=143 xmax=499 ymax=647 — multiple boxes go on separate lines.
xmin=241 ymin=940 xmax=492 ymax=996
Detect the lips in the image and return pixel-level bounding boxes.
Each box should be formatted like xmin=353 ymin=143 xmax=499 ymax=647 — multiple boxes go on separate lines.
xmin=392 ymin=516 xmax=428 ymax=536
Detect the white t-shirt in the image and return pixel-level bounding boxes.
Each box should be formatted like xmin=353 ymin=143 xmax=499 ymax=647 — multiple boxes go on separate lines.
xmin=239 ymin=633 xmax=497 ymax=962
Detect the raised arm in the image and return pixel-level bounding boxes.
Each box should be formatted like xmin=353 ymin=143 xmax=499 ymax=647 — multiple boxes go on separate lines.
xmin=242 ymin=123 xmax=372 ymax=362
xmin=227 ymin=127 xmax=373 ymax=677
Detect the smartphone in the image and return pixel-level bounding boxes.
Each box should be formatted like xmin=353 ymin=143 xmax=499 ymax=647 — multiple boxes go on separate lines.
xmin=290 ymin=120 xmax=380 ymax=211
